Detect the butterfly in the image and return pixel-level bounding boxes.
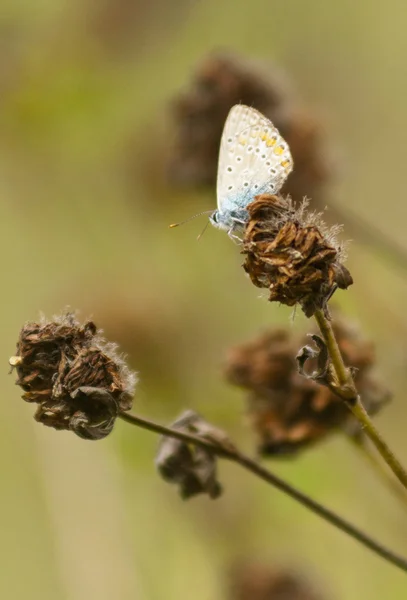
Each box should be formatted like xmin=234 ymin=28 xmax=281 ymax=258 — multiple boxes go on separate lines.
xmin=210 ymin=104 xmax=293 ymax=237
xmin=170 ymin=104 xmax=293 ymax=238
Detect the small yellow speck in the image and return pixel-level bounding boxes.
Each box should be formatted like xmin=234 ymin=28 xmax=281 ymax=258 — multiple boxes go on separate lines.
xmin=266 ymin=137 xmax=277 ymax=147
xmin=274 ymin=145 xmax=284 ymax=155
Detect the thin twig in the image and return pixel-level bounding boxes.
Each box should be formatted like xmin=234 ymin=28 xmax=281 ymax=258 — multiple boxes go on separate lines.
xmin=314 ymin=308 xmax=407 ymax=491
xmin=119 ymin=411 xmax=407 ymax=574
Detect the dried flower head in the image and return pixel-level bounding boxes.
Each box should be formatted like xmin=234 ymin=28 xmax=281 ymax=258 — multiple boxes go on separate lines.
xmin=85 ymin=0 xmax=191 ymax=56
xmin=156 ymin=410 xmax=225 ymax=500
xmin=169 ymin=52 xmax=332 ymax=205
xmin=10 ymin=313 xmax=136 ymax=440
xmin=229 ymin=561 xmax=326 ymax=600
xmin=243 ymin=194 xmax=353 ymax=317
xmin=224 ymin=315 xmax=390 ymax=455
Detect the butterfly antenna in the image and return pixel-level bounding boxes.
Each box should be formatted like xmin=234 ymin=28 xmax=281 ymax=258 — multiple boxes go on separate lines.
xmin=196 ymin=219 xmax=210 ymax=241
xmin=169 ymin=209 xmax=214 ymax=229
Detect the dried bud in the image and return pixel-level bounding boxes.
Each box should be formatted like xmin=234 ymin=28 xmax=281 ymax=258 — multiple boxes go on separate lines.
xmin=224 ymin=314 xmax=390 ymax=455
xmin=10 ymin=313 xmax=136 ymax=440
xmin=229 ymin=561 xmax=326 ymax=600
xmin=156 ymin=410 xmax=224 ymax=500
xmin=169 ymin=52 xmax=333 ymax=205
xmin=243 ymin=195 xmax=353 ymax=317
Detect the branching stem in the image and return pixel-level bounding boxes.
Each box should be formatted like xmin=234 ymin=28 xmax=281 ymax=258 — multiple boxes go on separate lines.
xmin=314 ymin=308 xmax=407 ymax=492
xmin=119 ymin=411 xmax=407 ymax=574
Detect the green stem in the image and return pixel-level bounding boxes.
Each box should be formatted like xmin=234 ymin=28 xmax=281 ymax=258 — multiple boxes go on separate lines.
xmin=314 ymin=309 xmax=407 ymax=491
xmin=119 ymin=411 xmax=407 ymax=574
xmin=350 ymin=435 xmax=407 ymax=509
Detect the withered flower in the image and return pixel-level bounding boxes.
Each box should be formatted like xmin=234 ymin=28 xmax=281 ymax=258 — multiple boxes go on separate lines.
xmin=10 ymin=313 xmax=136 ymax=440
xmin=229 ymin=561 xmax=326 ymax=600
xmin=156 ymin=410 xmax=225 ymax=500
xmin=169 ymin=52 xmax=332 ymax=205
xmin=224 ymin=315 xmax=390 ymax=456
xmin=243 ymin=194 xmax=353 ymax=317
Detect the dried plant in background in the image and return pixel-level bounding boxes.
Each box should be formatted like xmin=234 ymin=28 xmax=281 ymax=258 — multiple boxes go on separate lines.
xmin=229 ymin=561 xmax=326 ymax=600
xmin=9 ymin=313 xmax=136 ymax=440
xmin=84 ymin=0 xmax=191 ymax=56
xmin=75 ymin=289 xmax=181 ymax=388
xmin=224 ymin=313 xmax=390 ymax=456
xmin=169 ymin=52 xmax=332 ymax=206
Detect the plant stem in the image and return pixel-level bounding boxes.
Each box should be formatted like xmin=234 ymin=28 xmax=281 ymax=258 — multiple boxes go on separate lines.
xmin=119 ymin=411 xmax=407 ymax=574
xmin=314 ymin=308 xmax=407 ymax=491
xmin=349 ymin=435 xmax=407 ymax=509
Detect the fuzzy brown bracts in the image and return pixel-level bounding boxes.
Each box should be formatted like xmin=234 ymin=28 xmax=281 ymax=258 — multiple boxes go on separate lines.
xmin=10 ymin=313 xmax=136 ymax=440
xmin=242 ymin=195 xmax=353 ymax=316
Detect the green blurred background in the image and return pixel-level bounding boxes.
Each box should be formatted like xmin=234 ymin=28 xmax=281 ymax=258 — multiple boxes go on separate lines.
xmin=2 ymin=0 xmax=407 ymax=598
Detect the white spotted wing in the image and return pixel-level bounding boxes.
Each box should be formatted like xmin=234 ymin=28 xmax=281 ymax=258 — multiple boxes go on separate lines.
xmin=216 ymin=104 xmax=293 ymax=212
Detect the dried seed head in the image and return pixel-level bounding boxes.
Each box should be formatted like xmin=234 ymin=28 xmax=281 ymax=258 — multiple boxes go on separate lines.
xmin=224 ymin=315 xmax=390 ymax=455
xmin=85 ymin=0 xmax=190 ymax=56
xmin=10 ymin=313 xmax=136 ymax=440
xmin=229 ymin=561 xmax=326 ymax=600
xmin=224 ymin=329 xmax=296 ymax=394
xmin=156 ymin=411 xmax=224 ymax=500
xmin=243 ymin=194 xmax=353 ymax=316
xmin=169 ymin=52 xmax=333 ymax=205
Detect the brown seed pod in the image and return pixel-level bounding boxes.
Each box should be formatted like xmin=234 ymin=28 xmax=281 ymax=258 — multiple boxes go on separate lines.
xmin=156 ymin=410 xmax=225 ymax=500
xmin=10 ymin=313 xmax=136 ymax=440
xmin=224 ymin=315 xmax=390 ymax=456
xmin=242 ymin=194 xmax=353 ymax=317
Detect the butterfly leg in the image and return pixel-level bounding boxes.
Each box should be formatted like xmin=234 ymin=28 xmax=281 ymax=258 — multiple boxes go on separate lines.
xmin=227 ymin=216 xmax=246 ymax=242
xmin=227 ymin=227 xmax=243 ymax=243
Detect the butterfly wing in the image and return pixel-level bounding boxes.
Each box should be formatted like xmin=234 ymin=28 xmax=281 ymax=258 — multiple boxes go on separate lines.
xmin=216 ymin=104 xmax=293 ymax=212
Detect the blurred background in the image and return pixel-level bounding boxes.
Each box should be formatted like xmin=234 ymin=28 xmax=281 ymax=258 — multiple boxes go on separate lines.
xmin=2 ymin=0 xmax=407 ymax=598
